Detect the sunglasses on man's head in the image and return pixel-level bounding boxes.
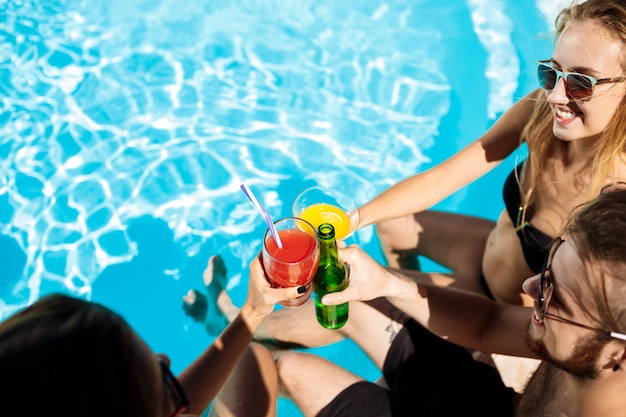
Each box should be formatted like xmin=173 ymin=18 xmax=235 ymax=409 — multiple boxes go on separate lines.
xmin=536 ymin=60 xmax=626 ymax=102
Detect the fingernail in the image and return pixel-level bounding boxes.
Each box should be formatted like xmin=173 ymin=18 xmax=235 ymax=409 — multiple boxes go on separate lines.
xmin=297 ymin=286 xmax=306 ymax=294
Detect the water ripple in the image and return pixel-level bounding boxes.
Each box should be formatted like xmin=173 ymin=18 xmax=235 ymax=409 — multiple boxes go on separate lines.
xmin=0 ymin=0 xmax=549 ymax=322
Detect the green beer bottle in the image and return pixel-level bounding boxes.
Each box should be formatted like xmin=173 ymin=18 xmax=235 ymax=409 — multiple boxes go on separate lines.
xmin=313 ymin=223 xmax=349 ymax=329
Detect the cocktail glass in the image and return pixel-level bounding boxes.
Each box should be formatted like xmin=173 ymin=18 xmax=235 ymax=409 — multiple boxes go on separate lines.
xmin=261 ymin=217 xmax=320 ymax=307
xmin=292 ymin=186 xmax=360 ymax=240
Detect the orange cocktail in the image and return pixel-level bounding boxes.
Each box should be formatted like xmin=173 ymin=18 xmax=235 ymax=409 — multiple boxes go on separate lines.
xmin=298 ymin=203 xmax=351 ymax=240
xmin=293 ymin=186 xmax=360 ymax=240
xmin=262 ymin=217 xmax=319 ymax=307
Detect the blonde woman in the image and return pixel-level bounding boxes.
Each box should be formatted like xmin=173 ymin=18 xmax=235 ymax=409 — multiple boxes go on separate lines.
xmin=361 ymin=0 xmax=626 ymax=306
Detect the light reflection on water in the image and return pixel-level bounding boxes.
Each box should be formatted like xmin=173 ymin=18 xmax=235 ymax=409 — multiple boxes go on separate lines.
xmin=1 ymin=0 xmax=555 ymax=414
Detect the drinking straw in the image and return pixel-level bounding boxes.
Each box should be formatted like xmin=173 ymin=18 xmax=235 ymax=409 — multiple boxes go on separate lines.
xmin=240 ymin=183 xmax=284 ymax=248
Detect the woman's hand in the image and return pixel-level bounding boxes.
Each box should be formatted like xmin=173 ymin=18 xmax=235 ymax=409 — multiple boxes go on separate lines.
xmin=243 ymin=253 xmax=305 ymax=319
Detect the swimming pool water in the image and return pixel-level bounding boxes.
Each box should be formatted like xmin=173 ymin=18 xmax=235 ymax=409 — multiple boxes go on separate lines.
xmin=1 ymin=0 xmax=559 ymax=415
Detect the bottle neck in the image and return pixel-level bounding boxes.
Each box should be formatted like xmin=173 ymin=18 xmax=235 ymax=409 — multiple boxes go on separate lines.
xmin=318 ymin=223 xmax=339 ymax=262
xmin=319 ymin=238 xmax=338 ymax=253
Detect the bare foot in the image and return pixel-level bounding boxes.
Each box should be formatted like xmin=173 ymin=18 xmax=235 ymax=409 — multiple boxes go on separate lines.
xmin=182 ymin=255 xmax=229 ymax=335
xmin=182 ymin=289 xmax=208 ymax=323
xmin=203 ymin=254 xmax=227 ymax=288
xmin=183 ymin=289 xmax=197 ymax=305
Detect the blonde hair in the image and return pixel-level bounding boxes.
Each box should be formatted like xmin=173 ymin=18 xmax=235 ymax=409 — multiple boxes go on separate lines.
xmin=520 ymin=0 xmax=626 ymax=209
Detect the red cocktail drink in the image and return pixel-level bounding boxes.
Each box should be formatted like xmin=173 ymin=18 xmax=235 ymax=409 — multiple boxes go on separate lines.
xmin=262 ymin=217 xmax=319 ymax=307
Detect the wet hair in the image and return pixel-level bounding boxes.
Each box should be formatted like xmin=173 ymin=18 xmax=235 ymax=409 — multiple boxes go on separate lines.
xmin=565 ymin=185 xmax=626 ymax=336
xmin=0 ymin=293 xmax=158 ymax=417
xmin=520 ymin=0 xmax=626 ymax=209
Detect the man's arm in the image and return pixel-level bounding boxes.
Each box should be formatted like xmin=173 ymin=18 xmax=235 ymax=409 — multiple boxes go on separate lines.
xmin=325 ymin=245 xmax=536 ymax=358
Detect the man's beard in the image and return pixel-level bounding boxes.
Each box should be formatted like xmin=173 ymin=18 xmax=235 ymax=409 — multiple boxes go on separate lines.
xmin=523 ymin=320 xmax=606 ymax=379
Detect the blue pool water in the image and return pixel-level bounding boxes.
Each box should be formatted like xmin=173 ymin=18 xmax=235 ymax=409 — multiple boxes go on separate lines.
xmin=1 ymin=0 xmax=561 ymax=415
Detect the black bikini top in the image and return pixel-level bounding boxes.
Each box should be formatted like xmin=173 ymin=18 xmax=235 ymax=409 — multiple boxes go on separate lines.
xmin=502 ymin=162 xmax=554 ymax=273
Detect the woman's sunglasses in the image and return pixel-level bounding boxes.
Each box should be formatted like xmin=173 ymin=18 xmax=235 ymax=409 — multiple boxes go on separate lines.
xmin=536 ymin=60 xmax=626 ymax=102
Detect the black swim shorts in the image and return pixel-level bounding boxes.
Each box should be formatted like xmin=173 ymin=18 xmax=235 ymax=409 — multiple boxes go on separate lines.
xmin=316 ymin=319 xmax=515 ymax=417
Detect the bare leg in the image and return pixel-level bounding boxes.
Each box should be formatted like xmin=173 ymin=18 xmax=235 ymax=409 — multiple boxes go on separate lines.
xmin=276 ymin=350 xmax=366 ymax=417
xmin=375 ymin=213 xmax=424 ymax=270
xmin=182 ymin=255 xmax=230 ymax=335
xmin=253 ymin=299 xmax=347 ymax=349
xmin=249 ymin=295 xmax=410 ymax=366
xmin=376 ymin=211 xmax=495 ymax=293
xmin=267 ymin=297 xmax=409 ymax=370
xmin=275 ymin=298 xmax=409 ymax=416
xmin=208 ymin=343 xmax=280 ymax=417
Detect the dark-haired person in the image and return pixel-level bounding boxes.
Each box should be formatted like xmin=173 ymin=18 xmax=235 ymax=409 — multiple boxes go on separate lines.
xmin=0 ymin=254 xmax=302 ymax=417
